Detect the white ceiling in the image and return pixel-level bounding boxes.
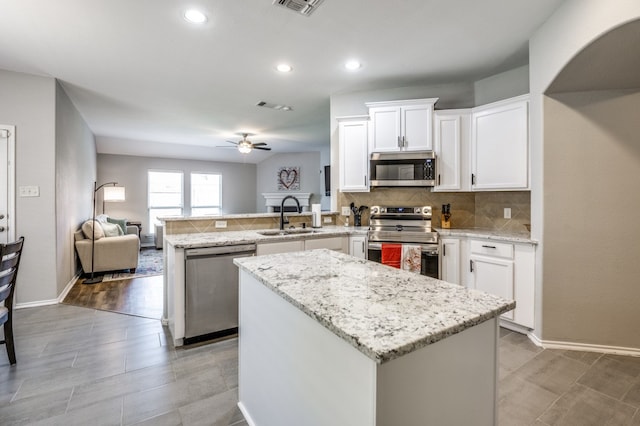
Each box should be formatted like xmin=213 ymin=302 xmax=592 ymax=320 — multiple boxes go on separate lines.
xmin=0 ymin=0 xmax=565 ymax=164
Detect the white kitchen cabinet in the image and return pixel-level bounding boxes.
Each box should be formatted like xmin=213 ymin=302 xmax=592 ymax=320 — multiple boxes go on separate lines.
xmin=256 ymin=240 xmax=304 ymax=256
xmin=305 ymin=236 xmax=348 ymax=253
xmin=349 ymin=234 xmax=367 ymax=259
xmin=467 ymin=239 xmax=535 ymax=328
xmin=471 ymin=95 xmax=529 ymax=191
xmin=433 ymin=109 xmax=471 ymax=192
xmin=439 ymin=237 xmax=460 ymax=284
xmin=366 ymin=99 xmax=438 ymax=152
xmin=338 ymin=116 xmax=369 ymax=192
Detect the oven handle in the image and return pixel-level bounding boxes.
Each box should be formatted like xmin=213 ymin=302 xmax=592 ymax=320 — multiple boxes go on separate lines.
xmin=368 ymin=242 xmax=439 ymax=255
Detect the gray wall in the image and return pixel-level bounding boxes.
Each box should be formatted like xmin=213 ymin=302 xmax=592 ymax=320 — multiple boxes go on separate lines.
xmin=474 ymin=65 xmax=530 ymax=106
xmin=97 ymin=154 xmax=257 ymax=234
xmin=0 ymin=69 xmax=60 ymax=304
xmin=530 ymin=0 xmax=640 ymax=347
xmin=542 ymin=91 xmax=640 ymax=348
xmin=55 ymin=81 xmax=97 ymax=295
xmin=255 ymin=152 xmax=322 ymax=212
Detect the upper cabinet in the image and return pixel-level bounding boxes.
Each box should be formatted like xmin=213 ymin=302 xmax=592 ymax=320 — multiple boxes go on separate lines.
xmin=433 ymin=109 xmax=471 ymax=192
xmin=471 ymin=95 xmax=529 ymax=191
xmin=366 ymin=98 xmax=438 ymax=153
xmin=338 ymin=115 xmax=370 ymax=192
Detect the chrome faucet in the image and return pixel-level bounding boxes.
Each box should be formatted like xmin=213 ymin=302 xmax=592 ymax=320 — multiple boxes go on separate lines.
xmin=280 ymin=195 xmax=301 ymax=230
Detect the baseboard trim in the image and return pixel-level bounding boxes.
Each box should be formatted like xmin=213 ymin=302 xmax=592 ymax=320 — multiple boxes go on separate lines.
xmin=539 ymin=338 xmax=640 ymax=357
xmin=237 ymin=402 xmax=257 ymax=426
xmin=15 ymin=298 xmax=59 ymax=309
xmin=58 ymin=273 xmax=80 ymax=303
xmin=15 ymin=273 xmax=80 ymax=310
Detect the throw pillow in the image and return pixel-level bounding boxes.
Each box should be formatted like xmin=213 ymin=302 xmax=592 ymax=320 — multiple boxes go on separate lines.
xmin=101 ymin=221 xmax=123 ymax=237
xmin=107 ymin=217 xmax=128 ymax=235
xmin=81 ymin=220 xmax=105 ymax=240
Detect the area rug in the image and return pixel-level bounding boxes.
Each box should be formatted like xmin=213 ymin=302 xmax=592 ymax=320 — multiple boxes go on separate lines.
xmin=102 ymin=248 xmax=164 ymax=282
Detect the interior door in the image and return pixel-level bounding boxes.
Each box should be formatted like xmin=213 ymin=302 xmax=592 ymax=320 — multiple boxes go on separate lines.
xmin=0 ymin=125 xmax=16 ymax=244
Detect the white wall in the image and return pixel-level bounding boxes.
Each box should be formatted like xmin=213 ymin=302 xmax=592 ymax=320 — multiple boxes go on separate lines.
xmin=97 ymin=154 xmax=257 ymax=234
xmin=255 ymin=152 xmax=322 ymax=212
xmin=0 ymin=69 xmax=59 ymax=304
xmin=55 ymin=81 xmax=97 ymax=295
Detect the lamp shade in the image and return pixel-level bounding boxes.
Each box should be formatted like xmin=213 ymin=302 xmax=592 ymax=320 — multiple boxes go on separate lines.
xmin=103 ymin=186 xmax=125 ymax=202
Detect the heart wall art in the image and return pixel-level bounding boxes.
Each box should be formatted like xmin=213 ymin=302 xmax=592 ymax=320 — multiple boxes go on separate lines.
xmin=277 ymin=166 xmax=300 ymax=190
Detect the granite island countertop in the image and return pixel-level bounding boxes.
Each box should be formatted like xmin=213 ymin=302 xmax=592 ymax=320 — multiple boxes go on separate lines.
xmin=234 ymin=249 xmax=515 ymax=364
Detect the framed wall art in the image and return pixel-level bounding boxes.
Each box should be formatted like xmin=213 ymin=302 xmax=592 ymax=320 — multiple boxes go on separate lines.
xmin=277 ymin=166 xmax=300 ymax=190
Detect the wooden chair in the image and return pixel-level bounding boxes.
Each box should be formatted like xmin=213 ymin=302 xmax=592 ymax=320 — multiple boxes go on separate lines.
xmin=0 ymin=237 xmax=25 ymax=365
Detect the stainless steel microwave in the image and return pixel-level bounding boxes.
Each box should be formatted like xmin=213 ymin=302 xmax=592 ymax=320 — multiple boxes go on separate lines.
xmin=370 ymin=151 xmax=436 ymax=187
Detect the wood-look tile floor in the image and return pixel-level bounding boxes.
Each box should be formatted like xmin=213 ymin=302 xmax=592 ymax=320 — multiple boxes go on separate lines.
xmin=1 ymin=304 xmax=639 ymax=425
xmin=62 ymin=275 xmax=163 ymax=319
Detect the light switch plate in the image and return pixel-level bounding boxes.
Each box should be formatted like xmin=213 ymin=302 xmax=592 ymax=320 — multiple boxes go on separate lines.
xmin=19 ymin=186 xmax=40 ymax=197
xmin=341 ymin=206 xmax=350 ymax=216
xmin=215 ymin=220 xmax=227 ymax=228
xmin=504 ymin=208 xmax=511 ymax=219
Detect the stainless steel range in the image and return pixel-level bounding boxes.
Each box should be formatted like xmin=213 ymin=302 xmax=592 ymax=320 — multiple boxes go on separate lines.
xmin=367 ymin=205 xmax=439 ymax=278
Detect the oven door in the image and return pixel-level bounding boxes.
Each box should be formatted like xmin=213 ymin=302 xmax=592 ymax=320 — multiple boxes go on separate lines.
xmin=367 ymin=242 xmax=439 ymax=279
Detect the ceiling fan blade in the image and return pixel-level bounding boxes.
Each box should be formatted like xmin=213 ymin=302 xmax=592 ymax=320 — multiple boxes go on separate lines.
xmin=225 ymin=140 xmax=239 ymax=145
xmin=254 ymin=146 xmax=272 ymax=151
xmin=252 ymin=142 xmax=267 ymax=146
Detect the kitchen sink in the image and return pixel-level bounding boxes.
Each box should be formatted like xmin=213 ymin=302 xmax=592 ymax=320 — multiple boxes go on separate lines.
xmin=257 ymin=229 xmax=315 ymax=236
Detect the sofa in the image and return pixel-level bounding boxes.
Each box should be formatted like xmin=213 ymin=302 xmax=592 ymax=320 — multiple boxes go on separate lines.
xmin=74 ymin=219 xmax=140 ymax=274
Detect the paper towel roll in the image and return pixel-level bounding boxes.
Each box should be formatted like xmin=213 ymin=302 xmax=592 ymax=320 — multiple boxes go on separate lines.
xmin=312 ymin=204 xmax=322 ymax=228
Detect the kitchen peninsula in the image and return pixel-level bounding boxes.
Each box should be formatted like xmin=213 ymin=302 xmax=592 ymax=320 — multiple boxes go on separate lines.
xmin=235 ymin=249 xmax=515 ymax=426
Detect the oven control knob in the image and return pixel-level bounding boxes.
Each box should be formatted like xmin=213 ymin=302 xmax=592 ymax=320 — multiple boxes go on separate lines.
xmin=371 ymin=207 xmax=379 ymax=214
xmin=422 ymin=207 xmax=430 ymax=214
xmin=414 ymin=207 xmax=421 ymax=214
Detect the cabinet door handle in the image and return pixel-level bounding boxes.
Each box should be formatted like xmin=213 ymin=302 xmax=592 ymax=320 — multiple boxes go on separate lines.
xmin=471 ymin=174 xmax=476 ymax=185
xmin=361 ymin=241 xmax=365 ymax=252
xmin=481 ymin=245 xmax=497 ymax=249
xmin=438 ymin=174 xmax=441 ymax=186
xmin=470 ymin=260 xmax=474 ymax=273
xmin=443 ymin=245 xmax=446 ymax=256
xmin=364 ymin=175 xmax=367 ymax=186
xmin=398 ymin=136 xmax=402 ymax=148
xmin=402 ymin=136 xmax=406 ymax=147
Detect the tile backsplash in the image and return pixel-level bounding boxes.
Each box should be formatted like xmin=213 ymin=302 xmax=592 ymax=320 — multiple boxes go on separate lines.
xmin=337 ymin=189 xmax=530 ymax=233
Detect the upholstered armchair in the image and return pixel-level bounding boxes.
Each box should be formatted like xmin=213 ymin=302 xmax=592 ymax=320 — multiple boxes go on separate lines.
xmin=74 ymin=220 xmax=140 ymax=274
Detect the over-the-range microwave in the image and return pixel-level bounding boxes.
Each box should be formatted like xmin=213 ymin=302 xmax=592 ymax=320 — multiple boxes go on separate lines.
xmin=369 ymin=151 xmax=436 ymax=187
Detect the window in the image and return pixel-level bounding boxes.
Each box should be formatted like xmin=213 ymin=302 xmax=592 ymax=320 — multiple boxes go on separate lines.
xmin=148 ymin=170 xmax=183 ymax=233
xmin=191 ymin=173 xmax=222 ymax=216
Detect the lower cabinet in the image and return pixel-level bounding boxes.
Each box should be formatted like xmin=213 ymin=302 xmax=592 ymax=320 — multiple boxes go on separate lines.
xmin=440 ymin=238 xmax=460 ymax=284
xmin=305 ymin=236 xmax=348 ymax=253
xmin=349 ymin=235 xmax=367 ymax=259
xmin=256 ymin=240 xmax=304 ymax=256
xmin=257 ymin=236 xmax=348 ymax=256
xmin=468 ymin=239 xmax=535 ymax=328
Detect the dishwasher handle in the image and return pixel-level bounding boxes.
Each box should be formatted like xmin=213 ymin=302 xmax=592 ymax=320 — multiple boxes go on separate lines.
xmin=185 ymin=244 xmax=256 ymax=258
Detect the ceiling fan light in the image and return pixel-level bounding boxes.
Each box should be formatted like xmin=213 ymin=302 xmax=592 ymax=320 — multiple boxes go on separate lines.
xmin=184 ymin=9 xmax=207 ymax=24
xmin=238 ymin=141 xmax=252 ymax=154
xmin=345 ymin=60 xmax=362 ymax=71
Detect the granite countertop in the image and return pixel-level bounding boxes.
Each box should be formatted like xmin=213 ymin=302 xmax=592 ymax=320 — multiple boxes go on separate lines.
xmin=234 ymin=249 xmax=515 ymax=364
xmin=160 ymin=211 xmax=339 ymax=222
xmin=164 ymin=226 xmax=366 ymax=249
xmin=435 ymin=227 xmax=537 ymax=244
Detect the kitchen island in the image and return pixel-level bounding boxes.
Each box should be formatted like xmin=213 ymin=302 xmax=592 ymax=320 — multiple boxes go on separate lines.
xmin=234 ymin=249 xmax=515 ymax=426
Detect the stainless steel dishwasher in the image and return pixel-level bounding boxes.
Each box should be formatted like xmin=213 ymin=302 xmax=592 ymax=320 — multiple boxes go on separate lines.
xmin=184 ymin=243 xmax=256 ymax=345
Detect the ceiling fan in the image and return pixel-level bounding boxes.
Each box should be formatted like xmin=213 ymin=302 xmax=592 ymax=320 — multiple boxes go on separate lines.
xmin=225 ymin=133 xmax=272 ymax=154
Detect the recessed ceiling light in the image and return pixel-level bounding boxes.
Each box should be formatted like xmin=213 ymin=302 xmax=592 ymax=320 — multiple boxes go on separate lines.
xmin=276 ymin=63 xmax=293 ymax=73
xmin=345 ymin=60 xmax=362 ymax=71
xmin=184 ymin=9 xmax=207 ymax=24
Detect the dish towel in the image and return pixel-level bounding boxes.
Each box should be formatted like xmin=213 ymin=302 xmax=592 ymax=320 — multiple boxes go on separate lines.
xmin=402 ymin=244 xmax=422 ymax=274
xmin=381 ymin=243 xmax=402 ymax=269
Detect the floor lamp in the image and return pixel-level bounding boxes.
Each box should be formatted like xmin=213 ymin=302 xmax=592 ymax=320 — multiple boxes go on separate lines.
xmin=84 ymin=181 xmax=124 ymax=284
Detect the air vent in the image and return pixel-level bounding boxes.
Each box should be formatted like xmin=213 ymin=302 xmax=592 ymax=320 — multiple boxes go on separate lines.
xmin=256 ymin=101 xmax=293 ymax=111
xmin=272 ymin=0 xmax=324 ymax=16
